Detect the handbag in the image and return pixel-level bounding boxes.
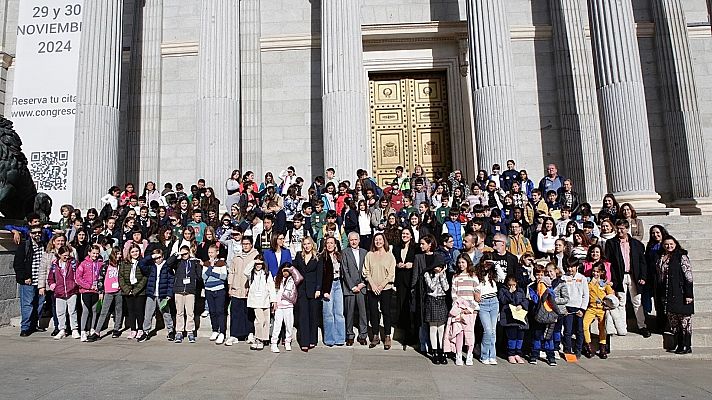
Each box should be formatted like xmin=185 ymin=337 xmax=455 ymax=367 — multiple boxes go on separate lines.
xmin=534 ymin=290 xmax=558 ymax=324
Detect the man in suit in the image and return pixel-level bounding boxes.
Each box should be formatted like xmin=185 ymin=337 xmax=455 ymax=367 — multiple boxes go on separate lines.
xmin=341 ymin=232 xmax=369 ymax=346
xmin=605 ymin=219 xmax=650 ymax=338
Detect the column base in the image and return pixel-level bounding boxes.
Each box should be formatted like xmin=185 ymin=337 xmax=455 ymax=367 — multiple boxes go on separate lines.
xmin=613 ymin=191 xmax=675 ymax=216
xmin=672 ymin=197 xmax=712 ymax=215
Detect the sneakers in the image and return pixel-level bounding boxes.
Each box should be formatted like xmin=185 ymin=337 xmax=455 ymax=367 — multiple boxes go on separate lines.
xmin=71 ymin=330 xmax=81 ymax=339
xmin=224 ymin=337 xmax=237 ymax=346
xmin=53 ymin=330 xmax=66 ymax=340
xmin=137 ymin=331 xmax=149 ymax=343
xmin=216 ymin=333 xmax=225 ymax=345
xmin=51 ymin=328 xmax=60 ymax=337
xmin=640 ymin=327 xmax=652 ymax=338
xmin=480 ymin=359 xmax=491 ymax=365
xmin=455 ymin=352 xmax=464 ymax=366
xmin=251 ymin=340 xmax=264 ymax=350
xmin=167 ymin=331 xmax=175 ymax=342
xmin=111 ymin=330 xmax=121 ymax=339
xmin=81 ymin=332 xmax=88 ymax=342
xmin=188 ymin=333 xmax=196 ymax=343
xmin=88 ymin=333 xmax=100 ymax=341
xmin=271 ymin=343 xmax=280 ymax=353
xmin=285 ymin=342 xmax=292 ymax=351
xmin=174 ymin=333 xmax=183 ymax=343
xmin=547 ymin=357 xmax=557 ymax=367
xmin=465 ymin=353 xmax=474 ymax=366
xmin=247 ymin=333 xmax=255 ymax=344
xmin=210 ymin=331 xmax=219 ymax=341
xmin=488 ymin=358 xmax=498 ymax=365
xmin=201 ymin=310 xmax=209 ymax=318
xmin=127 ymin=330 xmax=137 ymax=340
xmin=528 ymin=357 xmax=538 ymax=365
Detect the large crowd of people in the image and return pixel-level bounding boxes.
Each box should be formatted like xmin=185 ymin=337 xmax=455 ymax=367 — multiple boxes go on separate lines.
xmin=11 ymin=161 xmax=695 ymax=366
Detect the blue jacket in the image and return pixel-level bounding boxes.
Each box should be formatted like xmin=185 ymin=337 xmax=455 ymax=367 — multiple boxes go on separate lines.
xmin=139 ymin=254 xmax=176 ymax=298
xmin=444 ymin=220 xmax=463 ymax=249
xmin=263 ymin=247 xmax=293 ymax=276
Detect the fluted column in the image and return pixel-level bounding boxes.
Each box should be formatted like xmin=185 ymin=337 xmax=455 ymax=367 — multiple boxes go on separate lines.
xmin=197 ymin=0 xmax=240 ymax=194
xmin=138 ymin=0 xmax=164 ymax=184
xmin=550 ymin=0 xmax=607 ymax=203
xmin=466 ymin=0 xmax=519 ymax=170
xmin=321 ymin=0 xmax=370 ymax=180
xmin=73 ymin=0 xmax=124 ymax=209
xmin=652 ymin=0 xmax=712 ymax=213
xmin=588 ymin=0 xmax=662 ymax=208
xmin=240 ymin=0 xmax=262 ymax=176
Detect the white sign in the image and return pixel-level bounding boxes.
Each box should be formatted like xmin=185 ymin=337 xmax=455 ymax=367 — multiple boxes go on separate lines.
xmin=9 ymin=0 xmax=84 ymax=217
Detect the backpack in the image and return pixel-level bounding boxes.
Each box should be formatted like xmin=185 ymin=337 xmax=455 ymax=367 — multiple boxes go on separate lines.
xmin=534 ymin=290 xmax=558 ymax=324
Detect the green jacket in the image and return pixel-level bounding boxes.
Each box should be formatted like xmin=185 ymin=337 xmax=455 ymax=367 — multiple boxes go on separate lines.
xmin=119 ymin=259 xmax=148 ymax=296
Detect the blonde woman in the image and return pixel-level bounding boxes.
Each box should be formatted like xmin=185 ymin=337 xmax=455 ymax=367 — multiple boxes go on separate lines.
xmin=294 ymin=236 xmax=323 ymax=352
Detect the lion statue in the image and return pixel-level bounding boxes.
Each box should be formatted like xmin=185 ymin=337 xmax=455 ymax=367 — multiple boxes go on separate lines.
xmin=0 ymin=116 xmax=52 ymax=221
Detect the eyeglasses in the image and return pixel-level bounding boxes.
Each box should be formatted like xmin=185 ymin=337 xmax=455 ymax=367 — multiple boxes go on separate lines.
xmin=30 ymin=231 xmax=42 ymax=235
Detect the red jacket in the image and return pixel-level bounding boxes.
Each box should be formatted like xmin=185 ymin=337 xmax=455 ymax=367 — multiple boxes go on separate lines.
xmin=47 ymin=258 xmax=79 ymax=299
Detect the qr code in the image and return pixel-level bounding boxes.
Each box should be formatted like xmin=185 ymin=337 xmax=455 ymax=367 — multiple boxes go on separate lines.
xmin=30 ymin=151 xmax=69 ymax=191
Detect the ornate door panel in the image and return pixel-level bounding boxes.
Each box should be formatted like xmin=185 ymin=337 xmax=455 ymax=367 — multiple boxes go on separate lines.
xmin=369 ymin=73 xmax=452 ymax=187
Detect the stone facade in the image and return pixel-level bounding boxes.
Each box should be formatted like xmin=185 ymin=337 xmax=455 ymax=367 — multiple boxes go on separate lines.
xmin=0 ymin=0 xmax=710 ymax=211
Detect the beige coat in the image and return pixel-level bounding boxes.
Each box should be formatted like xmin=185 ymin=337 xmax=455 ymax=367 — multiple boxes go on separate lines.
xmin=228 ymin=248 xmax=259 ymax=298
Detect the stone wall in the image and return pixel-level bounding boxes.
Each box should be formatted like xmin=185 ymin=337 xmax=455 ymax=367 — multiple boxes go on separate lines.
xmin=0 ymin=231 xmax=19 ymax=327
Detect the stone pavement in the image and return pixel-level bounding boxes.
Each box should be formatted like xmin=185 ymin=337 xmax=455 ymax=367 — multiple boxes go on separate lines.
xmin=1 ymin=327 xmax=711 ymax=400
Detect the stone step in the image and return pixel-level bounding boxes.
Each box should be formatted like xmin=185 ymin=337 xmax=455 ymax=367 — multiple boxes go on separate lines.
xmin=695 ymin=312 xmax=712 ymax=330
xmin=695 ymin=282 xmax=712 ymax=299
xmin=608 ymin=328 xmax=712 ymax=351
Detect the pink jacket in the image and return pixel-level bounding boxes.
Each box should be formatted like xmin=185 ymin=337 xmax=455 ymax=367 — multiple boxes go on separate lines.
xmin=47 ymin=258 xmax=79 ymax=299
xmin=76 ymin=256 xmax=103 ymax=294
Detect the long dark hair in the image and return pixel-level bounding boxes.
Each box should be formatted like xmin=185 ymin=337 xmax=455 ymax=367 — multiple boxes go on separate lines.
xmin=475 ymin=253 xmax=497 ymax=283
xmin=661 ymin=235 xmax=688 ymax=257
xmin=321 ymin=236 xmax=342 ymax=263
xmin=456 ymin=253 xmax=476 ymax=277
xmin=646 ymin=224 xmax=670 ymax=252
xmin=274 ymin=262 xmax=293 ymax=289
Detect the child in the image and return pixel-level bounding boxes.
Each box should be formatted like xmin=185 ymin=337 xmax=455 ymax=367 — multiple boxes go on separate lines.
xmin=172 ymin=245 xmax=202 ymax=343
xmin=202 ymin=245 xmax=228 ymax=344
xmin=244 ymin=254 xmax=276 ymax=350
xmin=47 ymin=246 xmax=80 ymax=339
xmin=312 ymin=200 xmax=327 ymax=239
xmin=562 ymin=258 xmax=589 ymax=358
xmin=583 ymin=262 xmax=615 ymax=359
xmin=76 ymin=244 xmax=103 ymax=342
xmin=526 ymin=264 xmax=558 ymax=366
xmin=442 ymin=209 xmax=464 ymax=250
xmin=119 ymin=245 xmax=148 ymax=341
xmin=96 ymin=247 xmax=124 ymax=339
xmin=424 ymin=263 xmax=450 ymax=365
xmin=548 ymin=263 xmax=570 ymax=357
xmin=444 ymin=254 xmax=480 ymax=366
xmin=270 ymin=263 xmax=303 ymax=353
xmin=285 ymin=214 xmax=308 ymax=258
xmin=498 ymin=275 xmax=529 ymax=364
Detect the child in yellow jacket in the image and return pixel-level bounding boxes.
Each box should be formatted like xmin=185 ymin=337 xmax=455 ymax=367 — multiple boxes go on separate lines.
xmin=582 ymin=262 xmax=614 ymax=359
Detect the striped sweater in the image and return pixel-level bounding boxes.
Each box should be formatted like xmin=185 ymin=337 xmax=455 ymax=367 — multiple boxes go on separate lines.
xmin=202 ymin=259 xmax=228 ymax=291
xmin=451 ymin=273 xmax=480 ymax=311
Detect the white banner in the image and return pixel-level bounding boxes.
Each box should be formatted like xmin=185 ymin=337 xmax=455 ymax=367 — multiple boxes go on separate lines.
xmin=10 ymin=0 xmax=84 ymax=218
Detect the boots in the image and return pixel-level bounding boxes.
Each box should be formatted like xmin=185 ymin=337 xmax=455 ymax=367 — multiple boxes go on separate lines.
xmin=438 ymin=349 xmax=448 ymax=365
xmin=582 ymin=343 xmax=594 ymax=359
xmin=598 ymin=345 xmax=608 ymax=359
xmin=674 ymin=331 xmax=685 ymax=354
xmin=677 ymin=332 xmax=692 ymax=354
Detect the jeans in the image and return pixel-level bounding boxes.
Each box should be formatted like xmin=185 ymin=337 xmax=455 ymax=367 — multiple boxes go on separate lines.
xmin=19 ymin=284 xmax=45 ymax=332
xmin=478 ymin=297 xmax=499 ymax=361
xmin=322 ymin=281 xmax=346 ymax=345
xmin=205 ymin=289 xmax=226 ymax=334
xmin=80 ymin=293 xmax=99 ymax=332
xmin=563 ymin=307 xmax=584 ymax=353
xmin=143 ymin=296 xmax=175 ymax=333
xmin=229 ymin=297 xmax=254 ymax=338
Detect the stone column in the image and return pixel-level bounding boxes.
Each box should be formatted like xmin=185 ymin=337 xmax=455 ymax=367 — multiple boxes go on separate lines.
xmin=73 ymin=0 xmax=124 ymax=209
xmin=549 ymin=0 xmax=607 ymax=203
xmin=321 ymin=0 xmax=370 ymax=180
xmin=197 ymin=0 xmax=240 ymax=193
xmin=240 ymin=0 xmax=262 ymax=176
xmin=138 ymin=0 xmax=164 ymax=184
xmin=652 ymin=0 xmax=712 ymax=213
xmin=466 ymin=0 xmax=519 ymax=170
xmin=588 ymin=0 xmax=662 ymax=209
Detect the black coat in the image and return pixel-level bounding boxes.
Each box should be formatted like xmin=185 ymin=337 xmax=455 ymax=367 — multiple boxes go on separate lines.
xmin=498 ymin=286 xmax=529 ymax=328
xmin=294 ymin=252 xmax=323 ymax=299
xmin=605 ymin=235 xmax=647 ymax=292
xmin=13 ymin=239 xmax=38 ymax=284
xmin=665 ymin=251 xmax=694 ymax=315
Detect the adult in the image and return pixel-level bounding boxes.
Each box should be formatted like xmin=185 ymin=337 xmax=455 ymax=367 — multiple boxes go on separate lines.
xmin=538 ymin=164 xmax=565 ymax=195
xmin=582 ymin=244 xmax=611 ymax=282
xmin=13 ymin=226 xmax=46 ymax=336
xmin=225 ymin=169 xmax=242 ymax=211
xmin=341 ymin=232 xmax=369 ymax=346
xmin=393 ymin=227 xmax=418 ymax=346
xmin=461 ymin=233 xmax=483 ymax=266
xmin=618 ymin=203 xmax=644 ymax=242
xmin=363 ymin=233 xmax=396 ymax=350
xmin=321 ymin=236 xmax=346 ymax=346
xmin=294 ymin=237 xmax=323 ymax=352
xmin=657 ymin=236 xmax=694 ymax=354
xmin=646 ymin=225 xmax=669 ymax=329
xmin=605 ymin=219 xmax=650 ymax=338
xmin=264 ymin=233 xmax=292 ymax=277
xmin=597 ymin=194 xmax=619 ymax=223
xmin=506 ymin=220 xmax=532 ymax=257
xmin=491 ymin=233 xmax=518 ymax=279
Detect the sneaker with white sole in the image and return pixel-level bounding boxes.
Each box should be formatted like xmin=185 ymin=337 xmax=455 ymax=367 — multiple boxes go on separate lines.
xmin=188 ymin=334 xmax=196 ymax=343
xmin=285 ymin=343 xmax=292 ymax=351
xmin=80 ymin=332 xmax=88 ymax=342
xmin=455 ymin=352 xmax=464 ymax=366
xmin=216 ymin=333 xmax=225 ymax=345
xmin=201 ymin=310 xmax=209 ymax=318
xmin=247 ymin=333 xmax=255 ymax=344
xmin=480 ymin=359 xmax=491 ymax=365
xmin=174 ymin=333 xmax=183 ymax=343
xmin=224 ymin=337 xmax=236 ymax=346
xmin=71 ymin=330 xmax=81 ymax=339
xmin=53 ymin=330 xmax=65 ymax=340
xmin=209 ymin=332 xmax=219 ymax=341
xmin=271 ymin=344 xmax=280 ymax=353
xmin=465 ymin=353 xmax=474 ymax=366
xmin=255 ymin=341 xmax=264 ymax=350
xmin=489 ymin=358 xmax=498 ymax=365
